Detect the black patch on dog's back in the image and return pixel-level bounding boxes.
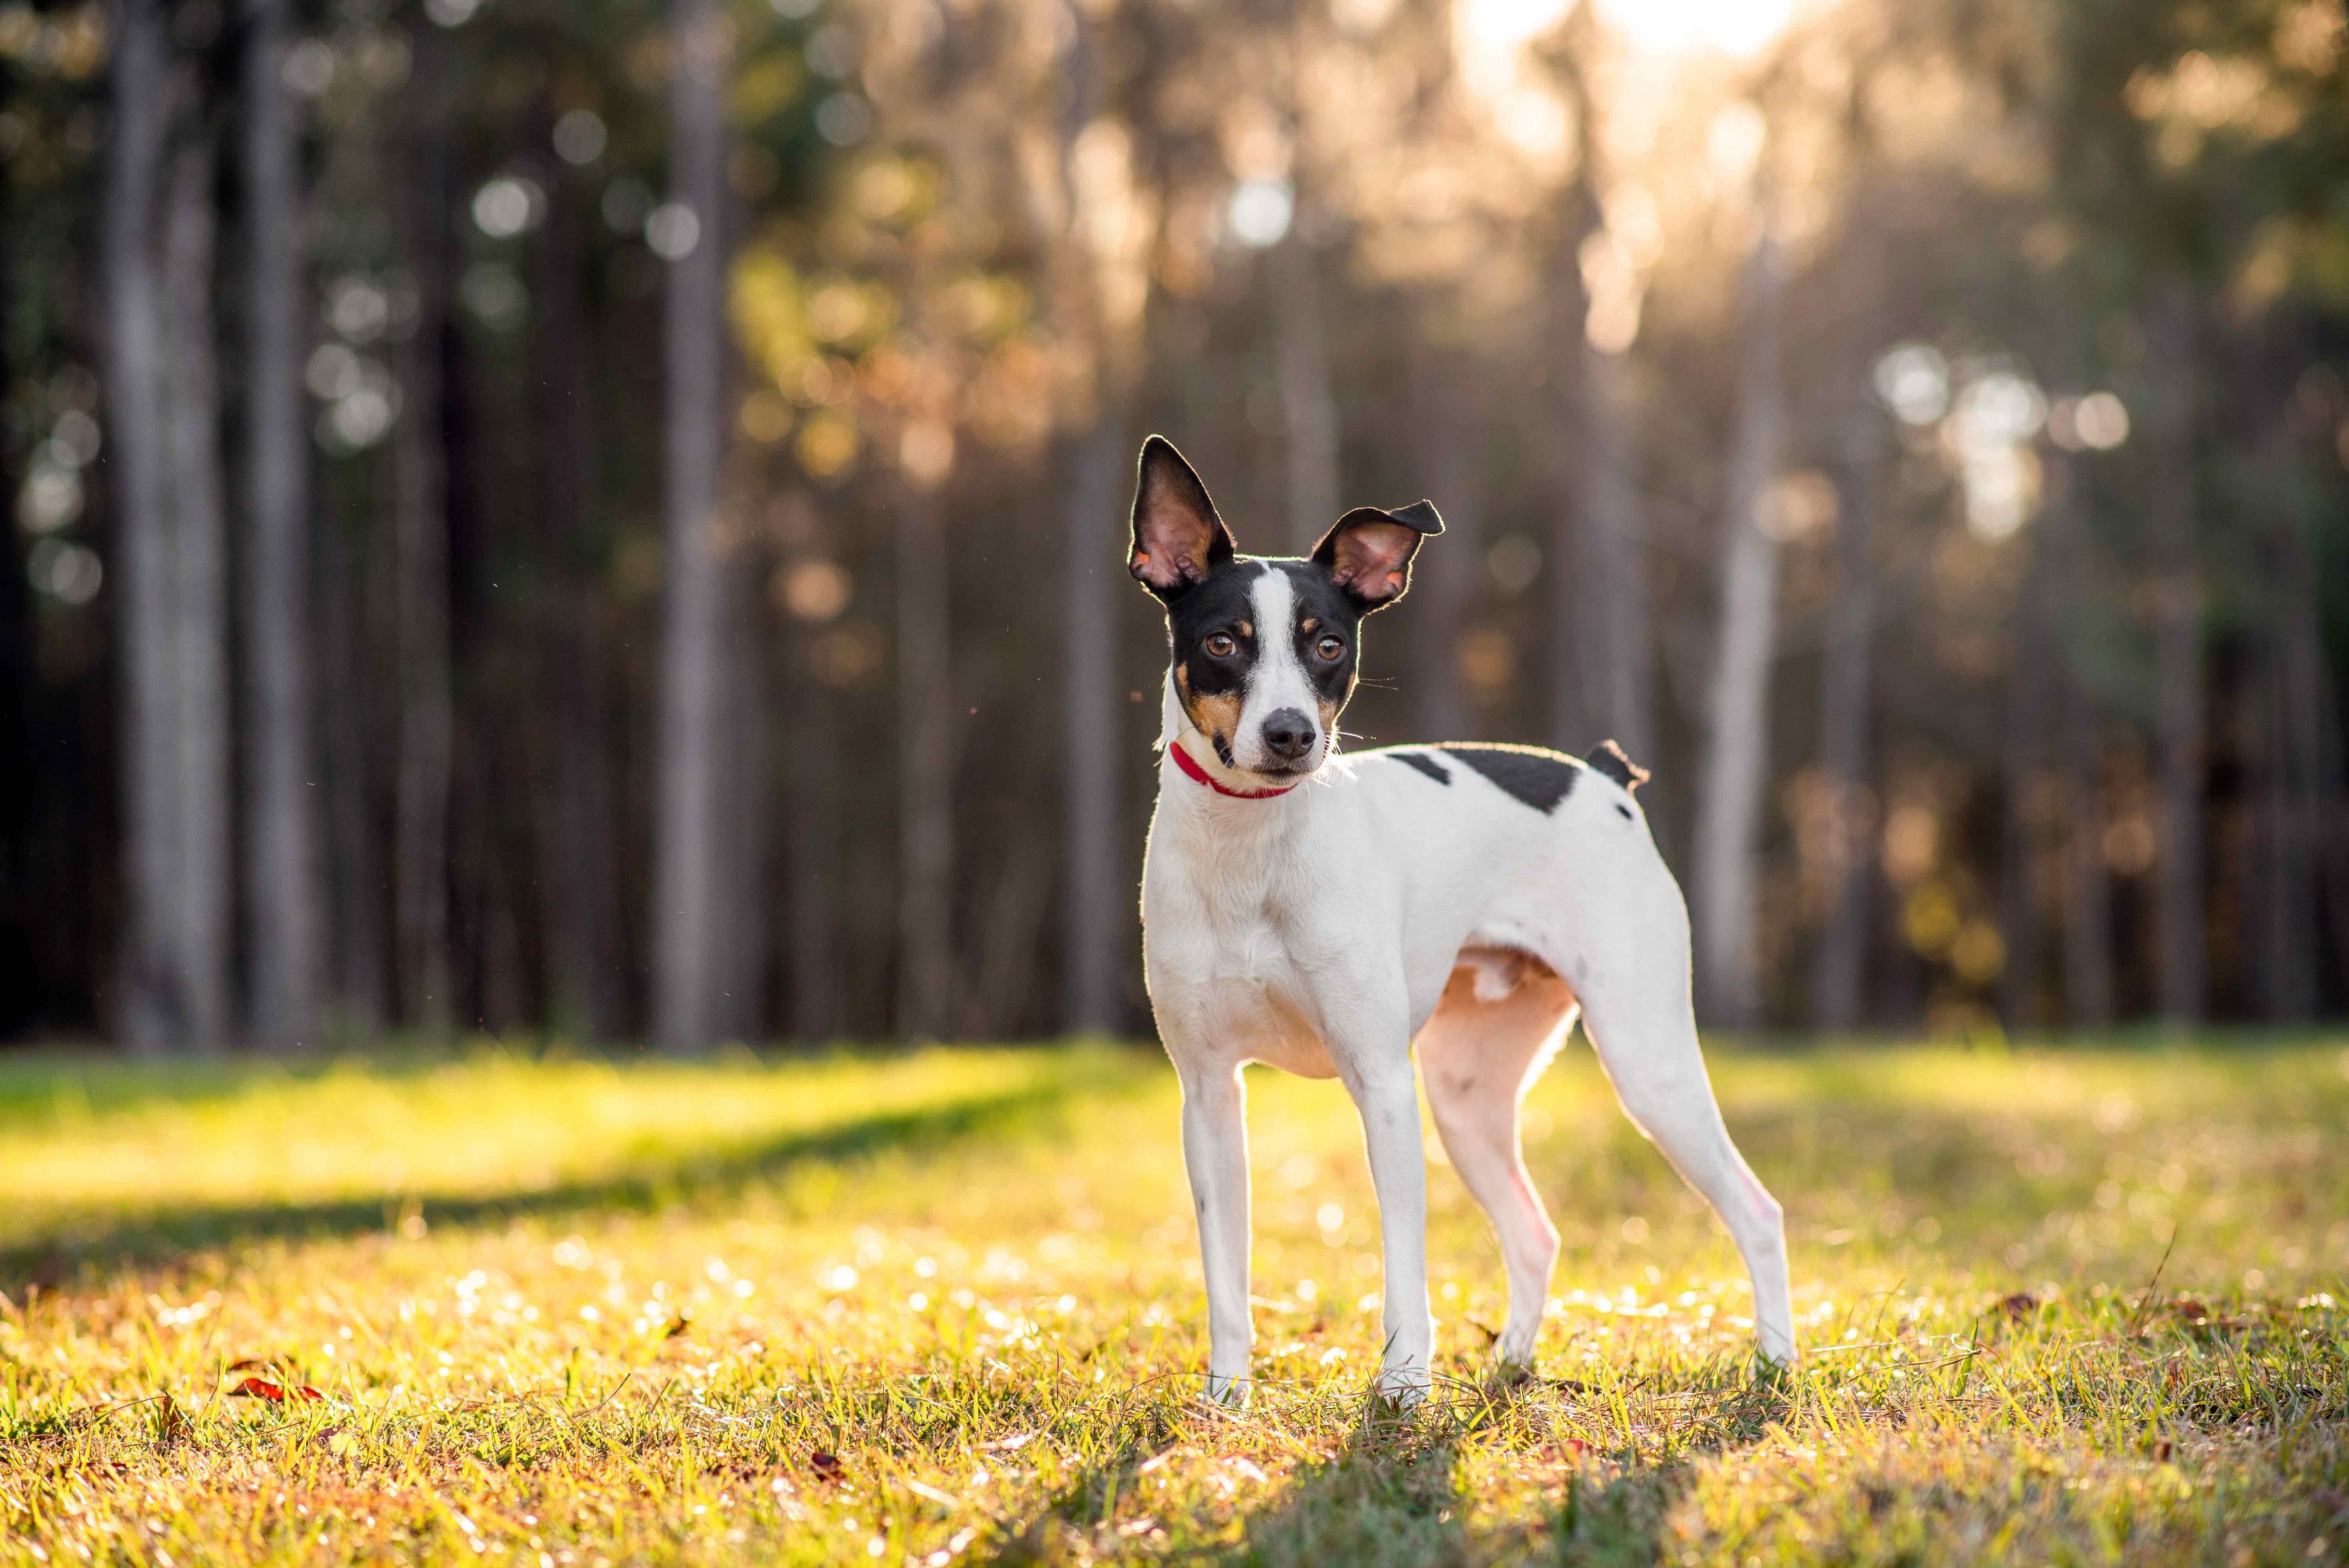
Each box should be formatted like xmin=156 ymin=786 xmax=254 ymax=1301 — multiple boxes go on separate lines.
xmin=1391 ymin=751 xmax=1451 ymax=785
xmin=1588 ymin=739 xmax=1649 ymax=794
xmin=1436 ymin=743 xmax=1580 ymax=814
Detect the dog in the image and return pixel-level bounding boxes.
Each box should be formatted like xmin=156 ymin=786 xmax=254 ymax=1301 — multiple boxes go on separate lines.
xmin=1127 ymin=435 xmax=1795 ymax=1403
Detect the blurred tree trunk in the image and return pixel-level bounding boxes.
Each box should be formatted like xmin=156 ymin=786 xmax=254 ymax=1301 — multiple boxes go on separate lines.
xmin=2146 ymin=285 xmax=2205 ymax=1029
xmin=2049 ymin=456 xmax=2115 ymax=1026
xmin=241 ymin=0 xmax=324 ymax=1049
xmin=2253 ymin=643 xmax=2317 ymax=1021
xmin=2254 ymin=466 xmax=2327 ymax=1020
xmin=1054 ymin=5 xmax=1127 ymax=1038
xmin=108 ymin=2 xmax=230 ymax=1052
xmin=104 ymin=0 xmax=178 ymax=1050
xmin=1410 ymin=357 xmax=1478 ymax=742
xmin=1813 ymin=388 xmax=1880 ymax=1033
xmin=162 ymin=131 xmax=233 ymax=1051
xmin=896 ymin=491 xmax=954 ymax=1038
xmin=1545 ymin=28 xmax=1652 ymax=766
xmin=1564 ymin=339 xmax=1654 ymax=764
xmin=785 ymin=633 xmax=839 ymax=1041
xmin=1691 ymin=224 xmax=1786 ymax=1028
xmin=653 ymin=0 xmax=743 ymax=1050
xmin=533 ymin=134 xmax=626 ymax=1041
xmin=317 ymin=499 xmax=388 ymax=1030
xmin=1998 ymin=508 xmax=2058 ymax=1032
xmin=1060 ymin=422 xmax=1126 ymax=1035
xmin=1272 ymin=228 xmax=1339 ymax=549
xmin=394 ymin=16 xmax=454 ymax=1032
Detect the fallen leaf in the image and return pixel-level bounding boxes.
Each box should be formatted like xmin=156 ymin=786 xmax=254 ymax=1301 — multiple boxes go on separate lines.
xmin=1998 ymin=1292 xmax=2040 ymax=1320
xmin=156 ymin=1393 xmax=190 ymax=1444
xmin=228 ymin=1376 xmax=326 ymax=1403
xmin=662 ymin=1309 xmax=692 ymax=1339
xmin=2152 ymin=1437 xmax=2174 ymax=1461
xmin=809 ymin=1450 xmax=845 ymax=1482
xmin=225 ymin=1357 xmax=277 ymax=1373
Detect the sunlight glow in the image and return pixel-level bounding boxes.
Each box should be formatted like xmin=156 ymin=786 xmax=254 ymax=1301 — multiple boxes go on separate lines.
xmin=1454 ymin=0 xmax=1802 ymax=170
xmin=1596 ymin=0 xmax=1796 ymax=57
xmin=1455 ymin=0 xmax=1575 ymax=162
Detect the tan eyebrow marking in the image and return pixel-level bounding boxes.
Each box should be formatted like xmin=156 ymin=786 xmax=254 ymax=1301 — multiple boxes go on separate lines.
xmin=1234 ymin=620 xmax=1252 ymax=637
xmin=1300 ymin=617 xmax=1319 ymax=633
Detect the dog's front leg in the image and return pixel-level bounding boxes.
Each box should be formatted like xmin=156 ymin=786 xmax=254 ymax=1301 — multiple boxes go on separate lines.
xmin=1342 ymin=1054 xmax=1433 ymax=1405
xmin=1177 ymin=1061 xmax=1253 ymax=1402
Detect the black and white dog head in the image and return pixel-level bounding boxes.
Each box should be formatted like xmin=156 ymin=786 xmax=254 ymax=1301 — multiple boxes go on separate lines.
xmin=1128 ymin=435 xmax=1442 ymax=784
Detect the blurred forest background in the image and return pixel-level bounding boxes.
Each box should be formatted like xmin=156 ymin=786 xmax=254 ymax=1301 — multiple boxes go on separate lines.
xmin=4 ymin=0 xmax=2348 ymax=1052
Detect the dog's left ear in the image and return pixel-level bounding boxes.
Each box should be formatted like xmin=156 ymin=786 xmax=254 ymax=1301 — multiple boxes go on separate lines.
xmin=1312 ymin=500 xmax=1444 ymax=611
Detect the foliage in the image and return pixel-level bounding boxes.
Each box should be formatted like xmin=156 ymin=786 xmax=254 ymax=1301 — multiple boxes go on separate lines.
xmin=1 ymin=1039 xmax=2345 ymax=1563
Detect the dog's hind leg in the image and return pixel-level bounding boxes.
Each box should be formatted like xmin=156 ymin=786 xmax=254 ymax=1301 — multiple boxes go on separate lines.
xmin=1417 ymin=961 xmax=1577 ymax=1367
xmin=1570 ymin=932 xmax=1797 ymax=1367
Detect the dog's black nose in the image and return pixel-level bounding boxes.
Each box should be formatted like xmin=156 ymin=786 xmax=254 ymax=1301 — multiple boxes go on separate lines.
xmin=1260 ymin=708 xmax=1316 ymax=762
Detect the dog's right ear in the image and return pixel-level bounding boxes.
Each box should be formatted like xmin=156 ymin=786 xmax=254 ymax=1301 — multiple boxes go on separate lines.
xmin=1129 ymin=436 xmax=1235 ymax=598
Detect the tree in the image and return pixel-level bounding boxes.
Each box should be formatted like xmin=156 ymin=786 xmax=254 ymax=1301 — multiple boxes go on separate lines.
xmin=1056 ymin=1 xmax=1135 ymax=1038
xmin=107 ymin=0 xmax=231 ymax=1053
xmin=1812 ymin=384 xmax=1881 ymax=1031
xmin=532 ymin=94 xmax=627 ymax=1041
xmin=1059 ymin=422 xmax=1127 ymax=1034
xmin=394 ymin=11 xmax=455 ymax=1033
xmin=653 ymin=0 xmax=748 ymax=1050
xmin=1545 ymin=22 xmax=1653 ymax=766
xmin=2145 ymin=284 xmax=2204 ymax=1028
xmin=1691 ymin=207 xmax=1786 ymax=1028
xmin=894 ymin=482 xmax=954 ymax=1038
xmin=241 ymin=0 xmax=326 ymax=1048
xmin=1408 ymin=347 xmax=1480 ymax=744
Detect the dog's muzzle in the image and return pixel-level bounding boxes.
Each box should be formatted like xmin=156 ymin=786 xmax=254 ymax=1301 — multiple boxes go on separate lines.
xmin=1259 ymin=708 xmax=1317 ymax=767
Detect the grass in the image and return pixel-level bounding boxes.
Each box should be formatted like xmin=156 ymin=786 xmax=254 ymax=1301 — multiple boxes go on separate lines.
xmin=1 ymin=1036 xmax=2346 ymax=1566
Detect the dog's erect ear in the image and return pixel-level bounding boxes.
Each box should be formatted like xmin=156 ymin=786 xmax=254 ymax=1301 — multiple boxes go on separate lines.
xmin=1311 ymin=499 xmax=1444 ymax=610
xmin=1129 ymin=436 xmax=1235 ymax=598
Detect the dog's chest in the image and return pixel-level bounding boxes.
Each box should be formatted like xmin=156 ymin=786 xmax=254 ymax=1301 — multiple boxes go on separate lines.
xmin=1143 ymin=807 xmax=1334 ymax=1055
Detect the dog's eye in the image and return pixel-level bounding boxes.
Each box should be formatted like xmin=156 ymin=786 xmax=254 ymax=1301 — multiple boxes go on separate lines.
xmin=1315 ymin=635 xmax=1346 ymax=661
xmin=1203 ymin=633 xmax=1236 ymax=657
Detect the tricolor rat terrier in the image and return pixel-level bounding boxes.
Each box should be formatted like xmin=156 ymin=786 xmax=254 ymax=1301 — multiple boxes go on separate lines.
xmin=1128 ymin=436 xmax=1795 ymax=1403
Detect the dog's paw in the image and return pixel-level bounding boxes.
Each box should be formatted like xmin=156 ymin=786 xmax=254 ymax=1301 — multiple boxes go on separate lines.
xmin=1487 ymin=1356 xmax=1536 ymax=1393
xmin=1747 ymin=1346 xmax=1800 ymax=1402
xmin=1372 ymin=1366 xmax=1431 ymax=1411
xmin=1199 ymin=1372 xmax=1252 ymax=1410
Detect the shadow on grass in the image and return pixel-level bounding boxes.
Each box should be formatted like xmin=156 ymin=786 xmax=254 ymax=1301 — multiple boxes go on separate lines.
xmin=1196 ymin=1366 xmax=1793 ymax=1567
xmin=0 ymin=1079 xmax=1076 ymax=1294
xmin=1218 ymin=1399 xmax=1471 ymax=1568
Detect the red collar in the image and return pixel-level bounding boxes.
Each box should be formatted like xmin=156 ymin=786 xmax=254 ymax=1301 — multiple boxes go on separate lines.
xmin=1168 ymin=740 xmax=1300 ymax=799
